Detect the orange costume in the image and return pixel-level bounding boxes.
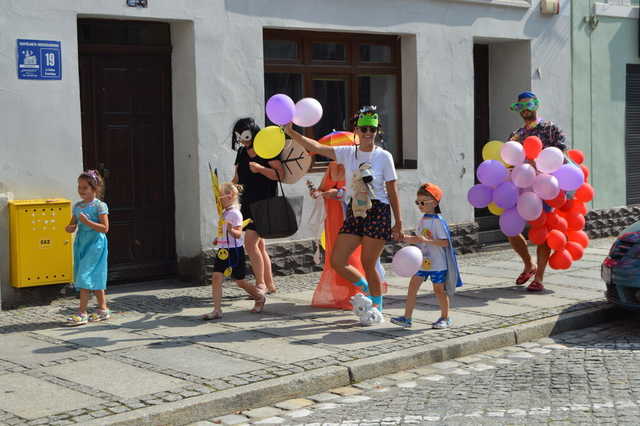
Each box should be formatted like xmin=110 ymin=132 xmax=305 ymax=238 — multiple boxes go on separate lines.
xmin=311 ymin=162 xmax=365 ymax=310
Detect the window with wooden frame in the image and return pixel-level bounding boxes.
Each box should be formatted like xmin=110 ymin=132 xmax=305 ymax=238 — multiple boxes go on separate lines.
xmin=263 ymin=29 xmax=403 ymax=170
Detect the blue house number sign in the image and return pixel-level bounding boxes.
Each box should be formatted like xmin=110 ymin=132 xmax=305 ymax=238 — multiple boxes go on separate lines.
xmin=17 ymin=39 xmax=62 ymax=80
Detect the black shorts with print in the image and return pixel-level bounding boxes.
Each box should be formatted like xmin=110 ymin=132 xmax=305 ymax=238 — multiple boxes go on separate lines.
xmin=213 ymin=247 xmax=247 ymax=280
xmin=339 ymin=199 xmax=392 ymax=241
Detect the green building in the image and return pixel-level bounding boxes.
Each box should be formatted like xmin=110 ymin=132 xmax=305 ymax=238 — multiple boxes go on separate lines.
xmin=572 ymin=0 xmax=640 ymax=235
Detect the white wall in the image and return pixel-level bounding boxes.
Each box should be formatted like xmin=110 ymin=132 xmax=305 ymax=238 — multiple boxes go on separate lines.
xmin=0 ymin=0 xmax=571 ymax=305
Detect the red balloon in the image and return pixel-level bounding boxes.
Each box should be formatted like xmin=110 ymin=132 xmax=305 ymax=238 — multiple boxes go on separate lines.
xmin=568 ymin=230 xmax=589 ymax=248
xmin=567 ymin=149 xmax=585 ymax=165
xmin=551 ymin=216 xmax=568 ymax=233
xmin=523 ymin=136 xmax=543 ymax=160
xmin=559 ymin=199 xmax=576 ymax=212
xmin=549 ymin=249 xmax=573 ymax=270
xmin=529 ymin=212 xmax=548 ymax=228
xmin=566 ymin=241 xmax=584 ymax=261
xmin=547 ymin=229 xmax=568 ymax=251
xmin=566 ymin=213 xmax=585 ymax=231
xmin=580 ymin=164 xmax=590 ymax=182
xmin=575 ymin=183 xmax=594 ymax=203
xmin=529 ymin=226 xmax=549 ymax=245
xmin=546 ymin=191 xmax=567 ymax=209
xmin=570 ymin=201 xmax=587 ymax=216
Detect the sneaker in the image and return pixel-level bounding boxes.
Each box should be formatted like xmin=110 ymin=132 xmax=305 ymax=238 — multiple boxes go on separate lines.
xmin=66 ymin=312 xmax=89 ymax=326
xmin=88 ymin=309 xmax=111 ymax=322
xmin=432 ymin=317 xmax=452 ymax=329
xmin=390 ymin=316 xmax=412 ymax=328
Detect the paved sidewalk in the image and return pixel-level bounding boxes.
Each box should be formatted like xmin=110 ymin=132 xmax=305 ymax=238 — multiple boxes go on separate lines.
xmin=0 ymin=238 xmax=616 ymax=425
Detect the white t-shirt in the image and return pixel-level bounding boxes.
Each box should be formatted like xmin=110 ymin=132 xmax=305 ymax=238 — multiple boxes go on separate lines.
xmin=333 ymin=146 xmax=397 ymax=204
xmin=415 ymin=215 xmax=449 ymax=272
xmin=217 ymin=207 xmax=243 ymax=248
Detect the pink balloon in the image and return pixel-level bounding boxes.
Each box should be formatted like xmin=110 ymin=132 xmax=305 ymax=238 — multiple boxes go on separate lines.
xmin=535 ymin=147 xmax=564 ymax=174
xmin=532 ymin=174 xmax=560 ymax=200
xmin=517 ymin=191 xmax=543 ymax=221
xmin=476 ymin=160 xmax=508 ymax=187
xmin=500 ymin=141 xmax=525 ymax=166
xmin=499 ymin=208 xmax=526 ymax=237
xmin=511 ymin=164 xmax=536 ymax=188
xmin=293 ymin=98 xmax=323 ymax=127
xmin=391 ymin=246 xmax=423 ymax=277
xmin=552 ymin=164 xmax=585 ymax=191
xmin=266 ymin=94 xmax=295 ymax=125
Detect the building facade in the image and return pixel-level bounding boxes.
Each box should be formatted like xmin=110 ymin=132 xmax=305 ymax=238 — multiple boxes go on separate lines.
xmin=0 ymin=0 xmax=572 ymax=308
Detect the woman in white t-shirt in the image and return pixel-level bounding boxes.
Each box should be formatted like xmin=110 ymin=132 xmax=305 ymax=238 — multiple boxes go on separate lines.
xmin=285 ymin=106 xmax=403 ymax=324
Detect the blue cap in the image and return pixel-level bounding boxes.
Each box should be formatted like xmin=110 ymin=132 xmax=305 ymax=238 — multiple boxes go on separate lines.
xmin=518 ymin=91 xmax=537 ymax=101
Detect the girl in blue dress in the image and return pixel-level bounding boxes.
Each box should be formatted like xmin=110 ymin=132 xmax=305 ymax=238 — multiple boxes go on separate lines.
xmin=65 ymin=170 xmax=110 ymax=326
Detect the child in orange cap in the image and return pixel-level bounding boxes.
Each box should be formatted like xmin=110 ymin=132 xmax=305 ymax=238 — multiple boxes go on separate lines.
xmin=391 ymin=183 xmax=463 ymax=329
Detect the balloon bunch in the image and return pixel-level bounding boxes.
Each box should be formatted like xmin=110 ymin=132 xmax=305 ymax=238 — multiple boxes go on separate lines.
xmin=254 ymin=94 xmax=324 ymax=160
xmin=468 ymin=138 xmax=594 ymax=270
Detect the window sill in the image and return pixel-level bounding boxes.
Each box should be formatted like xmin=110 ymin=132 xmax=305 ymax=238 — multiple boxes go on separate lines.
xmin=436 ymin=0 xmax=531 ymax=8
xmin=594 ymin=2 xmax=640 ymax=19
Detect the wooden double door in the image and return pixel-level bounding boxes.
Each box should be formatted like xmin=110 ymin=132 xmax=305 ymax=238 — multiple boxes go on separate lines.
xmin=79 ymin=28 xmax=176 ymax=282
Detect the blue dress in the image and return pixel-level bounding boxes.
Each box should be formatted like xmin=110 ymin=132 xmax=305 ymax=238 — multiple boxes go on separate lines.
xmin=73 ymin=200 xmax=109 ymax=290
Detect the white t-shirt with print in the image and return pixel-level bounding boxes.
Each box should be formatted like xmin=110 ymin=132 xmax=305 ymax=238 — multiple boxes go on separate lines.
xmin=415 ymin=215 xmax=449 ymax=272
xmin=217 ymin=207 xmax=243 ymax=248
xmin=333 ymin=146 xmax=397 ymax=204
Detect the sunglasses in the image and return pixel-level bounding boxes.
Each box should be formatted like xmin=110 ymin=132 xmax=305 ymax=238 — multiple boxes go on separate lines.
xmin=358 ymin=126 xmax=378 ymax=134
xmin=415 ymin=199 xmax=435 ymax=206
xmin=510 ymin=100 xmax=539 ymax=112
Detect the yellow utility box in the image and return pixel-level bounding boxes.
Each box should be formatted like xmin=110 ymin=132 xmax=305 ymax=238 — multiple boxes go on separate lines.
xmin=9 ymin=199 xmax=73 ymax=288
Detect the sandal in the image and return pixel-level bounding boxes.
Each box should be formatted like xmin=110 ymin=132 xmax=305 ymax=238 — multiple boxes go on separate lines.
xmin=202 ymin=311 xmax=222 ymax=320
xmin=515 ymin=267 xmax=537 ymax=285
xmin=527 ymin=280 xmax=545 ymax=292
xmin=88 ymin=309 xmax=111 ymax=322
xmin=66 ymin=313 xmax=88 ymax=326
xmin=251 ymin=294 xmax=266 ymax=313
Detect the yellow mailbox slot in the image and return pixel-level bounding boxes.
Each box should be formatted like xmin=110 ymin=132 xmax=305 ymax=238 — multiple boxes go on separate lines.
xmin=9 ymin=199 xmax=73 ymax=288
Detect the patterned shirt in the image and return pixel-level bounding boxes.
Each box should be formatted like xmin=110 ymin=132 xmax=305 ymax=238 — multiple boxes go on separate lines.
xmin=508 ymin=119 xmax=567 ymax=151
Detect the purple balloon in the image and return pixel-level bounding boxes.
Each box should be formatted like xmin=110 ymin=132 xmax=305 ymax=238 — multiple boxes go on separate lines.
xmin=493 ymin=181 xmax=518 ymax=209
xmin=499 ymin=208 xmax=526 ymax=237
xmin=552 ymin=164 xmax=585 ymax=191
xmin=467 ymin=184 xmax=494 ymax=208
xmin=532 ymin=174 xmax=560 ymax=200
xmin=517 ymin=191 xmax=543 ymax=221
xmin=266 ymin=94 xmax=295 ymax=125
xmin=476 ymin=160 xmax=508 ymax=187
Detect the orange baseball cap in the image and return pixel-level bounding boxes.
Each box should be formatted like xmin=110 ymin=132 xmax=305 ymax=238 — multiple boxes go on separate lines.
xmin=422 ymin=183 xmax=443 ymax=202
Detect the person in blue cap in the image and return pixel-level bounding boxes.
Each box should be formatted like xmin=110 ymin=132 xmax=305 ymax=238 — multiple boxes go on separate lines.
xmin=508 ymin=91 xmax=567 ymax=292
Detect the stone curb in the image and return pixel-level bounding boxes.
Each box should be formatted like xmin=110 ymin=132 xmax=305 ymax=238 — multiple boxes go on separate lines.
xmin=85 ymin=366 xmax=350 ymax=426
xmin=88 ymin=304 xmax=618 ymax=426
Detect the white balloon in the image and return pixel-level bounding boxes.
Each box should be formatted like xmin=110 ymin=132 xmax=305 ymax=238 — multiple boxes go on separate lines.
xmin=535 ymin=147 xmax=564 ymax=174
xmin=292 ymin=98 xmax=323 ymax=127
xmin=511 ymin=164 xmax=537 ymax=188
xmin=500 ymin=141 xmax=525 ymax=166
xmin=391 ymin=246 xmax=423 ymax=277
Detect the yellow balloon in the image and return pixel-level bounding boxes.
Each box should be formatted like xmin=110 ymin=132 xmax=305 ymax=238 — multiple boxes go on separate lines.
xmin=482 ymin=140 xmax=504 ymax=162
xmin=488 ymin=202 xmax=505 ymax=216
xmin=254 ymin=126 xmax=285 ymax=159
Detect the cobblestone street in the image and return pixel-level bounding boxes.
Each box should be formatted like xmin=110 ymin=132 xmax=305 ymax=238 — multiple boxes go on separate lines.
xmin=204 ymin=320 xmax=640 ymax=425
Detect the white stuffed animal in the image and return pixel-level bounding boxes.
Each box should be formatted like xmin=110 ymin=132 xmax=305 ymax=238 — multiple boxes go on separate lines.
xmin=350 ymin=163 xmax=374 ymax=218
xmin=350 ymin=293 xmax=372 ymax=317
xmin=350 ymin=293 xmax=384 ymax=326
xmin=359 ymin=307 xmax=384 ymax=326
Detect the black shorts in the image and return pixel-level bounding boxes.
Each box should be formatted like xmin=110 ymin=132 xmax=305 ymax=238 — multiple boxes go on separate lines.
xmin=339 ymin=199 xmax=392 ymax=241
xmin=240 ymin=203 xmax=256 ymax=232
xmin=213 ymin=246 xmax=247 ymax=280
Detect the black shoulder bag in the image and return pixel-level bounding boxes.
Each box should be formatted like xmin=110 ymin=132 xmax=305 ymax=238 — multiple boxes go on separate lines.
xmin=249 ymin=171 xmax=303 ymax=239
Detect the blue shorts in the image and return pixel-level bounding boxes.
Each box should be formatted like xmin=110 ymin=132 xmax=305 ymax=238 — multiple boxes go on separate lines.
xmin=416 ymin=270 xmax=447 ymax=283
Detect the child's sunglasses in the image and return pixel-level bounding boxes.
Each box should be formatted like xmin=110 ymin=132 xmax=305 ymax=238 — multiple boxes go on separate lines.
xmin=358 ymin=126 xmax=378 ymax=134
xmin=415 ymin=200 xmax=434 ymax=206
xmin=510 ymin=99 xmax=539 ymax=112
